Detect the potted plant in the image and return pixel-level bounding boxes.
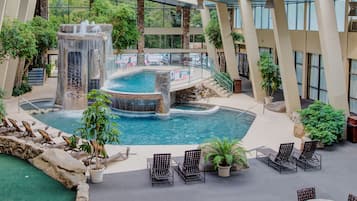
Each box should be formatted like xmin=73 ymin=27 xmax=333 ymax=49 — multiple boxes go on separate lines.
xmin=203 ymin=138 xmax=247 ymax=177
xmin=298 ymin=101 xmax=345 ymax=147
xmin=77 ymin=90 xmax=120 ymax=183
xmin=257 ymin=52 xmax=281 ymax=104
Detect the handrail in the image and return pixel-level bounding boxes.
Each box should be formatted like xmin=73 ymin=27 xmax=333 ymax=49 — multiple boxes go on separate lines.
xmin=208 ymin=58 xmax=233 ymax=94
xmin=19 ymin=97 xmax=42 ymax=111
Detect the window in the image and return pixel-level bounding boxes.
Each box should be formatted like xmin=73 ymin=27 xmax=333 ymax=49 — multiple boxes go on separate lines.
xmin=252 ymin=6 xmax=272 ymax=29
xmin=144 ymin=1 xmax=181 ymax=28
xmin=350 ymin=60 xmax=357 ymax=114
xmin=295 ymin=52 xmax=303 ymax=96
xmin=286 ymin=3 xmax=304 ymax=30
xmin=308 ymin=54 xmax=328 ymax=103
xmin=234 ymin=8 xmax=242 ymax=28
xmin=259 ymin=47 xmax=272 ymax=55
xmin=144 ymin=35 xmax=182 ymax=49
xmin=307 ymin=0 xmax=345 ymax=32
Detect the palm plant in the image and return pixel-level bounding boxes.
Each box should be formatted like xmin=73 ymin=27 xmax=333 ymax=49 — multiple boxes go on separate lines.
xmin=203 ymin=138 xmax=247 ymax=169
xmin=257 ymin=52 xmax=281 ymax=97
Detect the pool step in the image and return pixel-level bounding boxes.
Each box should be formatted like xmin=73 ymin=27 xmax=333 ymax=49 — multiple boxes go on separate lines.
xmin=28 ymin=68 xmax=45 ymax=86
xmin=203 ymin=78 xmax=231 ymax=98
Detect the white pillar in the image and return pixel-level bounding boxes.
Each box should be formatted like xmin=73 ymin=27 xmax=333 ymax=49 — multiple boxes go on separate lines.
xmin=315 ymin=0 xmax=349 ymax=113
xmin=200 ymin=6 xmax=219 ymax=69
xmin=216 ymin=2 xmax=239 ymax=79
xmin=271 ymin=0 xmax=301 ymax=115
xmin=0 ymin=0 xmax=7 ymax=31
xmin=238 ymin=0 xmax=265 ymax=102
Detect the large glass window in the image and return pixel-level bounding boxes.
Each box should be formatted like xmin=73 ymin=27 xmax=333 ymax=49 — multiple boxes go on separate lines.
xmin=144 ymin=1 xmax=181 ymax=28
xmin=144 ymin=35 xmax=182 ymax=49
xmin=295 ymin=52 xmax=304 ymax=96
xmin=350 ymin=60 xmax=357 ymax=114
xmin=286 ymin=3 xmax=304 ymax=30
xmin=234 ymin=8 xmax=242 ymax=28
xmin=307 ymin=0 xmax=345 ymax=32
xmin=252 ymin=6 xmax=272 ymax=29
xmin=308 ymin=54 xmax=328 ymax=103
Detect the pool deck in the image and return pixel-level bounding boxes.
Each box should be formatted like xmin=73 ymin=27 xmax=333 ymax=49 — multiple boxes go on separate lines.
xmin=4 ymin=77 xmax=300 ymax=174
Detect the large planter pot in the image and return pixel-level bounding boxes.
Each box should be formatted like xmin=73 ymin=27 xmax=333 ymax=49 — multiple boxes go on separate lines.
xmin=90 ymin=166 xmax=105 ymax=183
xmin=264 ymin=96 xmax=273 ymax=104
xmin=218 ymin=165 xmax=231 ymax=177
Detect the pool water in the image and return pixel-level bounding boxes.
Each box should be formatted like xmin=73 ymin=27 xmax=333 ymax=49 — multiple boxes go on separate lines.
xmin=0 ymin=154 xmax=76 ymax=201
xmin=105 ymin=71 xmax=156 ymax=93
xmin=32 ymin=107 xmax=255 ymax=145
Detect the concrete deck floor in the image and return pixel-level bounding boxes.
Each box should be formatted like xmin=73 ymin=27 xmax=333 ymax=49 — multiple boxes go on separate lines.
xmin=90 ymin=142 xmax=357 ymax=201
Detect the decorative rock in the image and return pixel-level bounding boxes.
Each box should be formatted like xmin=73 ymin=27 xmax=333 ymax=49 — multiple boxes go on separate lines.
xmin=0 ymin=136 xmax=44 ymax=159
xmin=265 ymin=101 xmax=286 ymax=113
xmin=76 ymin=182 xmax=89 ymax=201
xmin=176 ymin=84 xmax=216 ymax=103
xmin=30 ymin=149 xmax=86 ymax=189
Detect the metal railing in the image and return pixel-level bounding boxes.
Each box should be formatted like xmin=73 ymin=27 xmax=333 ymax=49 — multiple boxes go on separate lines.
xmin=207 ymin=58 xmax=234 ymax=95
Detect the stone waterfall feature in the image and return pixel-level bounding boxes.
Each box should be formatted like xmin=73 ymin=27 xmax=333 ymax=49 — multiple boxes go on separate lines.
xmin=155 ymin=72 xmax=171 ymax=114
xmin=55 ymin=22 xmax=114 ymax=110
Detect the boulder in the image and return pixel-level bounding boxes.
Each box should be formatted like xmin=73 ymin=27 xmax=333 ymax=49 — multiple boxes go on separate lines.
xmin=76 ymin=182 xmax=89 ymax=201
xmin=294 ymin=123 xmax=305 ymax=139
xmin=30 ymin=148 xmax=86 ymax=189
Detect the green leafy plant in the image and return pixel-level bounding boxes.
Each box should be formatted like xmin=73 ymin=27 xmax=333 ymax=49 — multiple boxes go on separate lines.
xmin=203 ymin=138 xmax=247 ymax=169
xmin=77 ymin=90 xmax=120 ymax=169
xmin=257 ymin=52 xmax=281 ymax=97
xmin=0 ymin=89 xmax=6 ymax=120
xmin=299 ymin=101 xmax=346 ymax=145
xmin=45 ymin=64 xmax=53 ymax=77
xmin=12 ymin=81 xmax=32 ymax=97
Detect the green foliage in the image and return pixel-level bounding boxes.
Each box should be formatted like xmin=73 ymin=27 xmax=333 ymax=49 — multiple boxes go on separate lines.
xmin=12 ymin=81 xmax=32 ymax=97
xmin=231 ymin=32 xmax=245 ymax=42
xmin=203 ymin=138 xmax=247 ymax=169
xmin=29 ymin=17 xmax=58 ymax=67
xmin=88 ymin=0 xmax=139 ymax=51
xmin=257 ymin=52 xmax=281 ymax=96
xmin=77 ymin=90 xmax=120 ymax=168
xmin=0 ymin=19 xmax=37 ymax=61
xmin=0 ymin=89 xmax=6 ymax=120
xmin=205 ymin=19 xmax=222 ymax=49
xmin=299 ymin=101 xmax=346 ymax=145
xmin=45 ymin=64 xmax=53 ymax=77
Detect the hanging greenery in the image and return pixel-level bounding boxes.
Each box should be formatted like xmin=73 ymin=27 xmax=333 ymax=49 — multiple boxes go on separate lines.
xmin=299 ymin=101 xmax=346 ymax=146
xmin=0 ymin=89 xmax=6 ymax=120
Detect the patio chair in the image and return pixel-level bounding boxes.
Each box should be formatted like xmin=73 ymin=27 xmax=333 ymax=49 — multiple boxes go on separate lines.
xmin=348 ymin=194 xmax=357 ymax=201
xmin=297 ymin=187 xmax=316 ymax=201
xmin=8 ymin=118 xmax=22 ymax=132
xmin=1 ymin=118 xmax=10 ymax=128
xmin=22 ymin=121 xmax=36 ymax=137
xmin=173 ymin=149 xmax=205 ymax=184
xmin=147 ymin=153 xmax=174 ymax=186
xmin=38 ymin=129 xmax=55 ymax=144
xmin=256 ymin=143 xmax=297 ymax=173
xmin=293 ymin=140 xmax=321 ymax=171
xmin=0 ymin=118 xmax=16 ymax=133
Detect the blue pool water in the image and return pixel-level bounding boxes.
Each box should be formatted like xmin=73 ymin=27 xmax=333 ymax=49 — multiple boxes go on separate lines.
xmin=32 ymin=107 xmax=255 ymax=145
xmin=105 ymin=71 xmax=156 ymax=93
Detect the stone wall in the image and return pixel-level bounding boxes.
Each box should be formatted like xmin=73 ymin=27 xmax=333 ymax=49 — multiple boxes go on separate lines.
xmin=175 ymin=84 xmax=217 ymax=103
xmin=0 ymin=135 xmax=88 ymax=201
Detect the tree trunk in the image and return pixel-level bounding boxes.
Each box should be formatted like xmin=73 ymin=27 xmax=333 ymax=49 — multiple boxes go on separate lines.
xmin=14 ymin=59 xmax=26 ymax=88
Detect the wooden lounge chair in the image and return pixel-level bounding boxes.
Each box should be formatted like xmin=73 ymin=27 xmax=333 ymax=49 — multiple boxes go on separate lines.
xmin=348 ymin=194 xmax=357 ymax=201
xmin=0 ymin=118 xmax=16 ymax=133
xmin=256 ymin=143 xmax=297 ymax=173
xmin=293 ymin=140 xmax=321 ymax=171
xmin=1 ymin=117 xmax=10 ymax=128
xmin=8 ymin=118 xmax=22 ymax=132
xmin=297 ymin=187 xmax=316 ymax=201
xmin=22 ymin=121 xmax=36 ymax=137
xmin=147 ymin=153 xmax=174 ymax=186
xmin=173 ymin=149 xmax=205 ymax=184
xmin=62 ymin=135 xmax=80 ymax=152
xmin=38 ymin=129 xmax=55 ymax=144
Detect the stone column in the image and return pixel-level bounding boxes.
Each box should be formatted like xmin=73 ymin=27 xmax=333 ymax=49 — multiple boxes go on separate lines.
xmin=155 ymin=71 xmax=171 ymax=114
xmin=238 ymin=0 xmax=265 ymax=102
xmin=0 ymin=0 xmax=6 ymax=31
xmin=315 ymin=0 xmax=349 ymax=113
xmin=182 ymin=7 xmax=190 ymax=49
xmin=137 ymin=0 xmax=145 ymax=65
xmin=271 ymin=0 xmax=301 ymax=114
xmin=35 ymin=0 xmax=48 ymax=19
xmin=200 ymin=6 xmax=219 ymax=69
xmin=216 ymin=2 xmax=239 ymax=79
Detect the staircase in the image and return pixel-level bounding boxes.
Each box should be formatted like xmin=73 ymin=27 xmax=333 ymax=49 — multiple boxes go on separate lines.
xmin=203 ymin=78 xmax=232 ymax=97
xmin=28 ymin=68 xmax=45 ymax=86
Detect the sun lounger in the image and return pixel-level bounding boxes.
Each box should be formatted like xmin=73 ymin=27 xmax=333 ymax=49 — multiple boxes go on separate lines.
xmin=173 ymin=149 xmax=205 ymax=183
xmin=147 ymin=153 xmax=174 ymax=186
xmin=293 ymin=140 xmax=321 ymax=171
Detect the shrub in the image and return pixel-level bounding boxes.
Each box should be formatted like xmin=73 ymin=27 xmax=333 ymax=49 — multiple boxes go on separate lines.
xmin=0 ymin=89 xmax=5 ymax=119
xmin=12 ymin=81 xmax=32 ymax=97
xmin=299 ymin=101 xmax=346 ymax=145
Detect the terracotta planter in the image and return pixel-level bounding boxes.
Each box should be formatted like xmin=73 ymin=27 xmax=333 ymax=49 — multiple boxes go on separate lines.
xmin=90 ymin=166 xmax=105 ymax=183
xmin=218 ymin=165 xmax=231 ymax=177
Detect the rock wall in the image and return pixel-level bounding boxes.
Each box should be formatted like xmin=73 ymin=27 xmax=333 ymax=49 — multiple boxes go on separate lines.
xmin=176 ymin=84 xmax=216 ymax=103
xmin=155 ymin=71 xmax=171 ymax=114
xmin=0 ymin=135 xmax=88 ymax=201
